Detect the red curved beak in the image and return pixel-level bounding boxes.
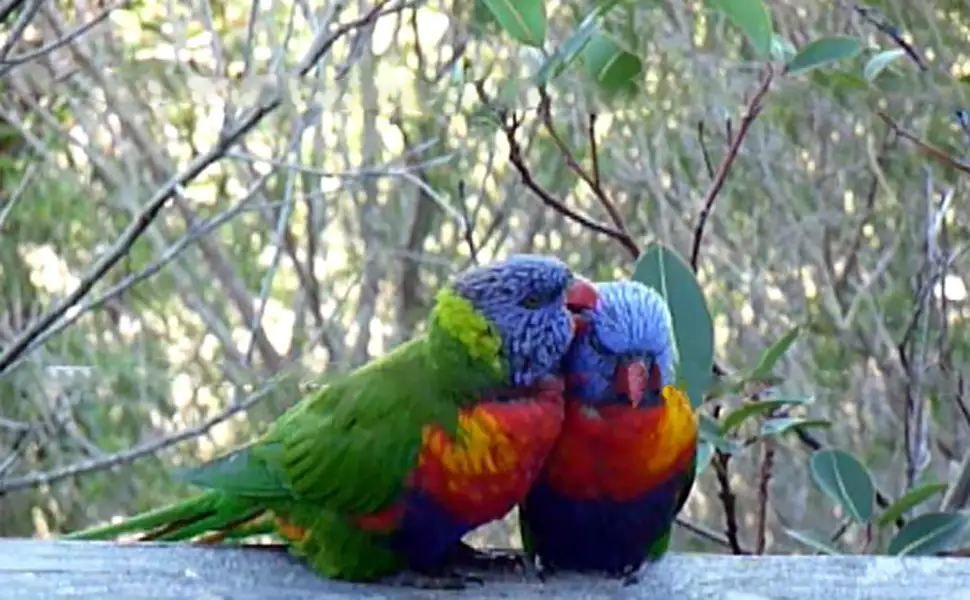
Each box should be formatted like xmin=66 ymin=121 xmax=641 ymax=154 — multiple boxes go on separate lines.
xmin=614 ymin=360 xmax=663 ymax=407
xmin=614 ymin=360 xmax=647 ymax=407
xmin=565 ymin=277 xmax=598 ymax=335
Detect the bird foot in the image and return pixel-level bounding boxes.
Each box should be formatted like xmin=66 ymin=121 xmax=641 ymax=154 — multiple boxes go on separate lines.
xmin=620 ymin=565 xmax=641 ymax=587
xmin=384 ymin=568 xmax=485 ymax=591
xmin=445 ymin=542 xmax=530 ymax=573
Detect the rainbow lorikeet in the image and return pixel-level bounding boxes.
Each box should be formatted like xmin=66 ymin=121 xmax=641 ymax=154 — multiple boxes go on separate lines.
xmin=65 ymin=254 xmax=599 ymax=587
xmin=518 ymin=279 xmax=698 ymax=583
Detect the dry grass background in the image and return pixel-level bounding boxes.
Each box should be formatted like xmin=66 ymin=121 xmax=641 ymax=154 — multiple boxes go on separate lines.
xmin=1 ymin=0 xmax=970 ymax=556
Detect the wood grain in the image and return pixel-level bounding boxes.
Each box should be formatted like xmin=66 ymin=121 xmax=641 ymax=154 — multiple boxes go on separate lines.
xmin=1 ymin=539 xmax=968 ymax=599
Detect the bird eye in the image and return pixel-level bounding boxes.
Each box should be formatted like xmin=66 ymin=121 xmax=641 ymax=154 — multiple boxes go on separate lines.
xmin=519 ymin=292 xmax=545 ymax=310
xmin=519 ymin=292 xmax=551 ymax=310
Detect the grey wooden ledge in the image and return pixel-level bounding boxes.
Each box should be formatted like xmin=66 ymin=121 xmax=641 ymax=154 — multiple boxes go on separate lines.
xmin=1 ymin=539 xmax=970 ymax=600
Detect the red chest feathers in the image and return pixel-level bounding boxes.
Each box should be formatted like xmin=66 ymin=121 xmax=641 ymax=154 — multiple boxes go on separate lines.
xmin=408 ymin=391 xmax=564 ymax=525
xmin=541 ymin=400 xmax=696 ymax=502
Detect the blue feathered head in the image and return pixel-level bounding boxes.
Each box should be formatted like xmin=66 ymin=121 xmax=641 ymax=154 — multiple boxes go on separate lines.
xmin=438 ymin=254 xmax=599 ymax=387
xmin=561 ymin=280 xmax=678 ymax=407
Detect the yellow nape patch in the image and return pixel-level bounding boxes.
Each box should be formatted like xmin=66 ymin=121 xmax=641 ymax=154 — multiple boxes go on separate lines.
xmin=422 ymin=408 xmax=517 ymax=477
xmin=433 ymin=288 xmax=504 ymax=376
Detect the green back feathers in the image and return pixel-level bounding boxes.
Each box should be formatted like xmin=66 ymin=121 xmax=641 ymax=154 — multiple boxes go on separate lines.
xmin=177 ymin=306 xmax=509 ymax=520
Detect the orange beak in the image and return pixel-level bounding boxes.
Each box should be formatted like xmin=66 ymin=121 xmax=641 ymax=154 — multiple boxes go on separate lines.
xmin=565 ymin=277 xmax=598 ymax=335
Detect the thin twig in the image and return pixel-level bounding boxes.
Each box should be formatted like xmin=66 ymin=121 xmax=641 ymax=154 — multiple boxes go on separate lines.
xmin=712 ymin=450 xmax=745 ymax=554
xmin=473 ymin=81 xmax=637 ymax=255
xmin=877 ymin=112 xmax=970 ymax=176
xmin=0 ymin=0 xmax=40 ymax=64
xmin=0 ymin=0 xmax=27 ymax=27
xmin=535 ymin=88 xmax=636 ymax=257
xmin=675 ymin=516 xmax=749 ymax=552
xmin=754 ymin=439 xmax=775 ymax=554
xmin=0 ymin=0 xmax=131 ymax=75
xmin=689 ymin=65 xmax=775 ymax=273
xmin=0 ymin=161 xmax=37 ymax=231
xmin=0 ymin=372 xmax=296 ymax=494
xmin=0 ymin=0 xmax=405 ymax=379
xmin=842 ymin=2 xmax=928 ymax=70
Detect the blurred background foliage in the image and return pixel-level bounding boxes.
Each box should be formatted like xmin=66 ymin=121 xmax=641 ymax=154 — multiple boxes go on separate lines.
xmin=1 ymin=0 xmax=970 ymax=556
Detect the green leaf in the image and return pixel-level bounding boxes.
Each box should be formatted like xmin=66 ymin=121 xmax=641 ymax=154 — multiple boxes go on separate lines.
xmin=750 ymin=324 xmax=800 ymax=379
xmin=887 ymin=512 xmax=969 ymax=556
xmin=863 ymin=48 xmax=907 ymax=82
xmin=581 ymin=33 xmax=642 ymax=96
xmin=481 ymin=0 xmax=547 ymax=48
xmin=534 ymin=7 xmax=607 ymax=85
xmin=809 ymin=448 xmax=875 ymax=524
xmin=698 ymin=413 xmax=742 ymax=454
xmin=760 ymin=416 xmax=831 ymax=437
xmin=769 ymin=34 xmax=796 ymax=63
xmin=785 ymin=35 xmax=864 ymax=76
xmin=878 ymin=483 xmax=948 ymax=527
xmin=719 ymin=396 xmax=814 ymax=434
xmin=784 ymin=529 xmax=843 ymax=555
xmin=694 ymin=441 xmax=714 ymax=476
xmin=631 ymin=244 xmax=715 ymax=409
xmin=708 ymin=0 xmax=773 ymax=59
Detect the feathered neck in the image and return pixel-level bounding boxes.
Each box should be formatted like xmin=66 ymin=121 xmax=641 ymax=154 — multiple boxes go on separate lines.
xmin=424 ymin=287 xmax=508 ymax=399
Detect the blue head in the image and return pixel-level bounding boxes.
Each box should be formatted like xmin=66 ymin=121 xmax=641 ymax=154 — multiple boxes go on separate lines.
xmin=561 ymin=280 xmax=678 ymax=407
xmin=436 ymin=254 xmax=599 ymax=387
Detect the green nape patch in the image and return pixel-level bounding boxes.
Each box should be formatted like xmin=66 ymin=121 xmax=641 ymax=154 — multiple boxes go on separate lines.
xmin=432 ymin=288 xmax=505 ymax=377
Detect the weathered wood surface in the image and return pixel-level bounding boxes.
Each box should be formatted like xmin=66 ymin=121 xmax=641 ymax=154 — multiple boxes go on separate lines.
xmin=2 ymin=539 xmax=970 ymax=599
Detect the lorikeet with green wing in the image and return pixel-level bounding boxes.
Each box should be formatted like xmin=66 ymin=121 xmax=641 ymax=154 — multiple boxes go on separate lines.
xmin=65 ymin=254 xmax=599 ymax=586
xmin=518 ymin=280 xmax=698 ymax=583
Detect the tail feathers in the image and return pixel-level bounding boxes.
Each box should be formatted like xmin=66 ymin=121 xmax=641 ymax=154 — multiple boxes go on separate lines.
xmin=63 ymin=490 xmax=265 ymax=542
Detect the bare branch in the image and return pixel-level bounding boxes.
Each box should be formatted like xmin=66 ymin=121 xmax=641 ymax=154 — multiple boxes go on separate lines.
xmin=0 ymin=161 xmax=37 ymax=232
xmin=0 ymin=0 xmax=131 ymax=75
xmin=690 ymin=65 xmax=775 ymax=273
xmin=0 ymin=0 xmax=40 ymax=64
xmin=473 ymin=80 xmax=638 ymax=256
xmin=877 ymin=112 xmax=970 ymax=176
xmin=0 ymin=371 xmax=298 ymax=494
xmin=0 ymin=0 xmax=408 ymax=378
xmin=536 ymin=88 xmax=636 ymax=257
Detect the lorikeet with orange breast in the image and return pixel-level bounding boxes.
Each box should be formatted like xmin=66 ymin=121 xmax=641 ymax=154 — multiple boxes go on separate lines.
xmin=65 ymin=254 xmax=599 ymax=587
xmin=519 ymin=279 xmax=698 ymax=583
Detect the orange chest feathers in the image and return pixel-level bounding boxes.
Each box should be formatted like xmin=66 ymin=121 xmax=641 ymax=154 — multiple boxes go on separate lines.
xmin=541 ymin=388 xmax=698 ymax=502
xmin=408 ymin=391 xmax=565 ymax=524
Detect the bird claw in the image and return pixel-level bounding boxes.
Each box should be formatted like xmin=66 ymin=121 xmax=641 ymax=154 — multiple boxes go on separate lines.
xmin=529 ymin=554 xmax=552 ymax=583
xmin=384 ymin=568 xmax=485 ymax=590
xmin=620 ymin=565 xmax=641 ymax=587
xmin=445 ymin=542 xmax=528 ymax=573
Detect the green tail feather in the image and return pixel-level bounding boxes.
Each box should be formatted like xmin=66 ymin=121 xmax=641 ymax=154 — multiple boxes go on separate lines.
xmin=64 ymin=490 xmax=264 ymax=542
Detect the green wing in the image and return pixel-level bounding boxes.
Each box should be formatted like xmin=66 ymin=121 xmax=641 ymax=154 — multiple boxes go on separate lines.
xmin=178 ymin=338 xmax=459 ymax=516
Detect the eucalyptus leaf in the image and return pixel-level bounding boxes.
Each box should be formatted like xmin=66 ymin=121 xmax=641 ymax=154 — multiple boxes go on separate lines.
xmin=481 ymin=0 xmax=547 ymax=48
xmin=887 ymin=512 xmax=969 ymax=556
xmin=534 ymin=8 xmax=606 ymax=85
xmin=863 ymin=48 xmax=907 ymax=82
xmin=719 ymin=396 xmax=813 ymax=434
xmin=784 ymin=528 xmax=843 ymax=555
xmin=581 ymin=33 xmax=643 ymax=96
xmin=750 ymin=324 xmax=800 ymax=379
xmin=786 ymin=35 xmax=864 ymax=76
xmin=694 ymin=441 xmax=714 ymax=477
xmin=631 ymin=244 xmax=715 ymax=409
xmin=878 ymin=483 xmax=947 ymax=527
xmin=707 ymin=0 xmax=773 ymax=59
xmin=760 ymin=416 xmax=831 ymax=437
xmin=809 ymin=448 xmax=875 ymax=524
